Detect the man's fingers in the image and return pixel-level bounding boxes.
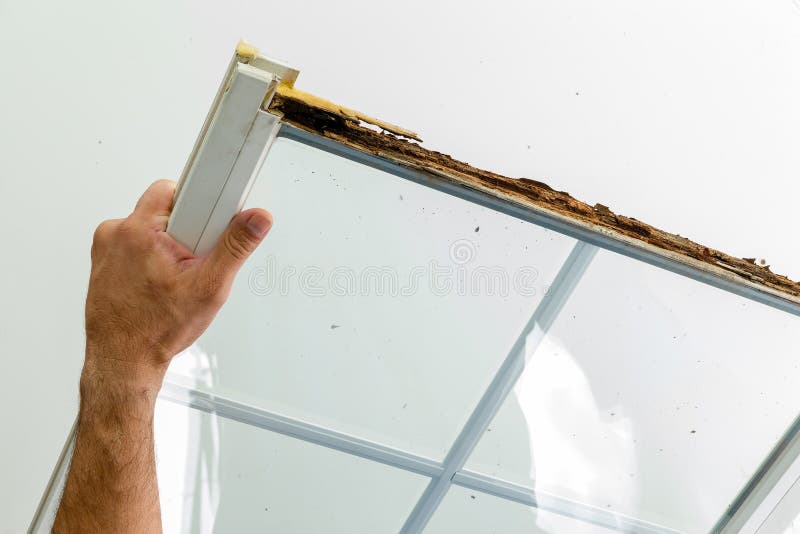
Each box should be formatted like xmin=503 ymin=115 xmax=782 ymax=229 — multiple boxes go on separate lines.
xmin=200 ymin=208 xmax=272 ymax=297
xmin=133 ymin=180 xmax=176 ymax=218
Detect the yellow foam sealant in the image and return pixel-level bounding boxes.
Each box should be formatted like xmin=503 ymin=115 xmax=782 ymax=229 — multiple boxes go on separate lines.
xmin=235 ymin=39 xmax=259 ymax=61
xmin=275 ymin=84 xmax=422 ymax=143
xmin=235 ymin=39 xmax=420 ymax=142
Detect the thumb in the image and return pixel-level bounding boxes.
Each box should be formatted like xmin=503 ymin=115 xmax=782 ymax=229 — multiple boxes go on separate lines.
xmin=202 ymin=208 xmax=272 ymax=291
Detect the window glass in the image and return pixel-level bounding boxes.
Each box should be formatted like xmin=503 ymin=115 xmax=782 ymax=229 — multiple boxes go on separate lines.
xmin=155 ymin=399 xmax=429 ymax=533
xmin=466 ymin=249 xmax=800 ymax=532
xmin=169 ymin=137 xmax=578 ymax=460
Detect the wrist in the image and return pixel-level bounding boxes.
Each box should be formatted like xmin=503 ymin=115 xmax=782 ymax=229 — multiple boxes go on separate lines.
xmin=78 ymin=362 xmax=162 ymax=437
xmin=81 ymin=346 xmax=168 ymax=399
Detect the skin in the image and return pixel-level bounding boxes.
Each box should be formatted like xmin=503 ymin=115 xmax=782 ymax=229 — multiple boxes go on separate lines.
xmin=52 ymin=180 xmax=273 ymax=533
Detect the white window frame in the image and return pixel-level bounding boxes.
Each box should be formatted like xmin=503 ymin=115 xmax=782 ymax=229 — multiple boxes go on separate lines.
xmin=30 ymin=94 xmax=800 ymax=534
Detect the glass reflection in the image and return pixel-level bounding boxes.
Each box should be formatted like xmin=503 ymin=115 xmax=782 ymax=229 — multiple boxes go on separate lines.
xmin=469 ymin=249 xmax=800 ymax=532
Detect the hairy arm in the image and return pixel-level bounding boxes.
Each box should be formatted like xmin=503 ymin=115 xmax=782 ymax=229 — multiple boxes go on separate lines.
xmin=53 ymin=180 xmax=272 ymax=533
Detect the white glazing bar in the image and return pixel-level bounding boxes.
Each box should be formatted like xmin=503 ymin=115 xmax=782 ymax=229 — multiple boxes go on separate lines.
xmin=452 ymin=471 xmax=682 ymax=534
xmin=34 ymin=368 xmax=693 ymax=534
xmin=713 ymin=414 xmax=800 ymax=533
xmin=399 ymin=241 xmax=598 ymax=534
xmin=754 ymin=465 xmax=800 ymax=533
xmin=157 ymin=380 xmax=443 ymax=478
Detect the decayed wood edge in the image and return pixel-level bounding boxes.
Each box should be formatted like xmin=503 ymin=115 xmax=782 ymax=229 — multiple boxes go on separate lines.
xmin=268 ymin=92 xmax=800 ymax=303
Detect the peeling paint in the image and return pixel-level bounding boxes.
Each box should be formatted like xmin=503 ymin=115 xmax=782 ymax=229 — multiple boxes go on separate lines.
xmin=269 ymin=91 xmax=800 ymax=301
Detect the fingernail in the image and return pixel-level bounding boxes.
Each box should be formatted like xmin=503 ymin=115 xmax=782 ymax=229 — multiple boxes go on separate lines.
xmin=245 ymin=213 xmax=271 ymax=238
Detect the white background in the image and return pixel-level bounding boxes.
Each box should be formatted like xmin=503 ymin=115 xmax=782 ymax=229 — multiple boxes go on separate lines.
xmin=1 ymin=1 xmax=800 ymax=532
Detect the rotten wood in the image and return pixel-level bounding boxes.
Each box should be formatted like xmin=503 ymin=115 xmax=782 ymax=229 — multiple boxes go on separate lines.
xmin=268 ymin=92 xmax=800 ymax=301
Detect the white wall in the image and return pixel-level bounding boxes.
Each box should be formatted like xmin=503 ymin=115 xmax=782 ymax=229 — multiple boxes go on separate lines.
xmin=1 ymin=1 xmax=799 ymax=532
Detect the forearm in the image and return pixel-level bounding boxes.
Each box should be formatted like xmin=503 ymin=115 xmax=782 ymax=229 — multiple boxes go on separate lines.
xmin=53 ymin=358 xmax=164 ymax=533
xmin=52 ymin=179 xmax=271 ymax=531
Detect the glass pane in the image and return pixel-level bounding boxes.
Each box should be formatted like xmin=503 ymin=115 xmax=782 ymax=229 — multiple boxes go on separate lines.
xmin=155 ymin=399 xmax=428 ymax=533
xmin=425 ymin=484 xmax=616 ymax=533
xmin=169 ymin=137 xmax=577 ymax=459
xmin=465 ymin=248 xmax=800 ymax=532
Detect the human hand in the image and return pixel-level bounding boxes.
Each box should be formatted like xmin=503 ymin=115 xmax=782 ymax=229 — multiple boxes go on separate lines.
xmin=53 ymin=179 xmax=271 ymax=533
xmin=82 ymin=179 xmax=272 ymax=392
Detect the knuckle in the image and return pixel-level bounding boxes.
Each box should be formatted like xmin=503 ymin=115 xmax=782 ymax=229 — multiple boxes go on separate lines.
xmin=91 ymin=220 xmax=117 ymax=254
xmin=93 ymin=220 xmax=114 ymax=241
